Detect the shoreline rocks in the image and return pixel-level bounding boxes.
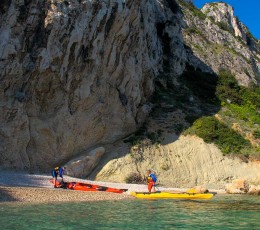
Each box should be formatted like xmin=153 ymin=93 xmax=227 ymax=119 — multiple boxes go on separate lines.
xmin=247 ymin=185 xmax=260 ymax=195
xmin=225 ymin=179 xmax=260 ymax=195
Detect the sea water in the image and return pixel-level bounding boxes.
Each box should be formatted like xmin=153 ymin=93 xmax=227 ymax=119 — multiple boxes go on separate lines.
xmin=0 ymin=195 xmax=259 ymax=229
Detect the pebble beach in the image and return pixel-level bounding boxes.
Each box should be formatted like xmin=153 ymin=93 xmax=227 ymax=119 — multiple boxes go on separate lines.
xmin=0 ymin=171 xmax=225 ymax=204
xmin=0 ymin=171 xmax=134 ymax=203
xmin=0 ymin=186 xmax=131 ymax=203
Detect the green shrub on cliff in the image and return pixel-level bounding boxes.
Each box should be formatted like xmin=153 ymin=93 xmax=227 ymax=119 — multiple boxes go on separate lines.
xmin=184 ymin=116 xmax=251 ymax=154
xmin=216 ymin=69 xmax=260 ymax=108
xmin=253 ymin=130 xmax=260 ymax=139
xmin=180 ymin=0 xmax=206 ymax=20
xmin=216 ymin=69 xmax=260 ymax=127
xmin=216 ymin=69 xmax=242 ymax=104
xmin=183 ymin=68 xmax=259 ymax=155
xmin=216 ymin=21 xmax=233 ymax=33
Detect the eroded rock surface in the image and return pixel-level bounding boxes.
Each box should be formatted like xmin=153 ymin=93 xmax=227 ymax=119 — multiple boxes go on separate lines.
xmin=0 ymin=0 xmax=167 ymax=170
xmin=182 ymin=1 xmax=260 ymax=86
xmin=0 ymin=0 xmax=259 ymax=186
xmin=95 ymin=135 xmax=260 ymax=189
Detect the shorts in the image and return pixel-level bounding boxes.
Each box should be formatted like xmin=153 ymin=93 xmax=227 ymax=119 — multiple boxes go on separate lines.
xmin=148 ymin=182 xmax=155 ymax=192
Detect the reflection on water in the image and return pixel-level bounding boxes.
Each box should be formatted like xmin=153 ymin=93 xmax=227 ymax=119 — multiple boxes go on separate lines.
xmin=0 ymin=195 xmax=259 ymax=229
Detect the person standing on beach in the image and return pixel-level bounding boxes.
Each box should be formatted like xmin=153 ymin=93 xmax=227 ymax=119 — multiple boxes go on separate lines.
xmin=146 ymin=170 xmax=157 ymax=193
xmin=51 ymin=166 xmax=65 ymax=188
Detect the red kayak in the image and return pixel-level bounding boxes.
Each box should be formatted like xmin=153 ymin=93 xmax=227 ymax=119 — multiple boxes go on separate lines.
xmin=49 ymin=180 xmax=127 ymax=194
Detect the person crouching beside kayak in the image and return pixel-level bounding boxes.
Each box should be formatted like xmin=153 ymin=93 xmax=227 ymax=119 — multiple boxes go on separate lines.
xmin=147 ymin=170 xmax=157 ymax=193
xmin=51 ymin=166 xmax=65 ymax=188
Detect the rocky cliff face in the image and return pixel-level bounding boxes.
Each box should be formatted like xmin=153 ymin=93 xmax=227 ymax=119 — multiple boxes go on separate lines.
xmin=0 ymin=0 xmax=164 ymax=170
xmin=181 ymin=1 xmax=260 ymax=86
xmin=0 ymin=0 xmax=259 ymax=187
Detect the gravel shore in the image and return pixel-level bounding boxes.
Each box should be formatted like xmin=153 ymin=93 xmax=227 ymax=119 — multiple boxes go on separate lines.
xmin=0 ymin=186 xmax=131 ymax=203
xmin=0 ymin=171 xmax=147 ymax=204
xmin=0 ymin=171 xmax=135 ymax=203
xmin=0 ymin=171 xmax=225 ymax=204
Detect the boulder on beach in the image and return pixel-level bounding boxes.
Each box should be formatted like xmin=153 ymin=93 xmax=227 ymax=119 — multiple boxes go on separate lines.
xmin=225 ymin=179 xmax=249 ymax=194
xmin=247 ymin=185 xmax=260 ymax=195
xmin=64 ymin=147 xmax=105 ymax=178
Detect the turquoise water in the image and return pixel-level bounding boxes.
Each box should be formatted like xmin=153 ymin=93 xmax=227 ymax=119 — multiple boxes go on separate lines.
xmin=0 ymin=195 xmax=259 ymax=229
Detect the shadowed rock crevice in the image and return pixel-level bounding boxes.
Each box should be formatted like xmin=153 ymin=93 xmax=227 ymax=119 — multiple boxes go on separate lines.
xmin=0 ymin=0 xmax=11 ymax=14
xmin=105 ymin=2 xmax=118 ymax=38
xmin=165 ymin=0 xmax=180 ymax=14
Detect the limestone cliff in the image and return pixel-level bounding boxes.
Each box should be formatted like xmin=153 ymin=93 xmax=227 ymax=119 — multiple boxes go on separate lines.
xmin=181 ymin=1 xmax=260 ymax=86
xmin=0 ymin=0 xmax=164 ymax=170
xmin=0 ymin=0 xmax=259 ymax=188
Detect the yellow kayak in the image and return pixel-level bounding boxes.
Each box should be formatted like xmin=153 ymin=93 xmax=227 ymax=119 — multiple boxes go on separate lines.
xmin=130 ymin=192 xmax=214 ymax=199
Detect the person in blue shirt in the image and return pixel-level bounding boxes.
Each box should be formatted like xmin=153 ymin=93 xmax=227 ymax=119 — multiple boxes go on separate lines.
xmin=51 ymin=166 xmax=65 ymax=188
xmin=146 ymin=170 xmax=157 ymax=192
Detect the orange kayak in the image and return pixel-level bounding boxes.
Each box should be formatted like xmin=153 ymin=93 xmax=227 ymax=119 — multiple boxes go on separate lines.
xmin=49 ymin=180 xmax=127 ymax=194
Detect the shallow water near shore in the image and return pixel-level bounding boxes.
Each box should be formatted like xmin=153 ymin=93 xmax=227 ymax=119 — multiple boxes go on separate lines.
xmin=0 ymin=195 xmax=259 ymax=229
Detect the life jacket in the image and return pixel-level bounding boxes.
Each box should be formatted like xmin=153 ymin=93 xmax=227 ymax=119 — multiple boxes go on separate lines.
xmin=54 ymin=166 xmax=63 ymax=178
xmin=147 ymin=174 xmax=157 ymax=183
xmin=55 ymin=166 xmax=59 ymax=174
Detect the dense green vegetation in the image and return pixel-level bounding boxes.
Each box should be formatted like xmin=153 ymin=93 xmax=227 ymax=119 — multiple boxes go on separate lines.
xmin=152 ymin=1 xmax=260 ymax=159
xmin=129 ymin=0 xmax=260 ymax=159
xmin=216 ymin=70 xmax=260 ymax=124
xmin=184 ymin=116 xmax=250 ymax=154
xmin=150 ymin=65 xmax=259 ymax=158
xmin=184 ymin=69 xmax=260 ymax=158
